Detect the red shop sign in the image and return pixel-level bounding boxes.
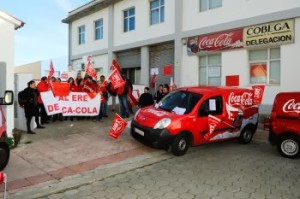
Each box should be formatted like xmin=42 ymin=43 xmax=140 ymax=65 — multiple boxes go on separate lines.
xmin=187 ymin=29 xmax=244 ymax=55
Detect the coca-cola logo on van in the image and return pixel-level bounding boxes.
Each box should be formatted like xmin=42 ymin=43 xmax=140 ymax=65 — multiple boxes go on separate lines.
xmin=228 ymin=92 xmax=253 ymax=107
xmin=282 ymin=99 xmax=300 ymax=113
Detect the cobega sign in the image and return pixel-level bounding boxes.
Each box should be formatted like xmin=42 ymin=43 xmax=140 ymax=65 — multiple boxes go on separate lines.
xmin=187 ymin=19 xmax=295 ymax=55
xmin=244 ymin=19 xmax=294 ymax=47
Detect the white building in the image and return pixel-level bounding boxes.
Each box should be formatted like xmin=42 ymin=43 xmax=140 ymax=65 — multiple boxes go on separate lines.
xmin=0 ymin=10 xmax=24 ymax=136
xmin=62 ymin=0 xmax=300 ymax=114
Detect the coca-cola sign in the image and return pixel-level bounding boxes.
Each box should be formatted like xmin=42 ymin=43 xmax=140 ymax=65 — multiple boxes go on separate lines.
xmin=187 ymin=29 xmax=244 ymax=56
xmin=228 ymin=92 xmax=253 ymax=107
xmin=283 ymin=99 xmax=300 ymax=113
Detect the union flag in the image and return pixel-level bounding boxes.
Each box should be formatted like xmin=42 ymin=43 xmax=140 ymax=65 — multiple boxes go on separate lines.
xmin=109 ymin=114 xmax=128 ymax=139
xmin=85 ymin=56 xmax=97 ymax=79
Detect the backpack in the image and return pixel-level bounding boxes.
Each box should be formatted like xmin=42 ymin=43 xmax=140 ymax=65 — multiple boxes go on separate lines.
xmin=18 ymin=90 xmax=27 ymax=106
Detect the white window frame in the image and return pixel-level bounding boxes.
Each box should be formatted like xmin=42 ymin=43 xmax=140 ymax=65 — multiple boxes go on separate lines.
xmin=249 ymin=48 xmax=281 ymax=85
xmin=199 ymin=54 xmax=222 ymax=86
xmin=200 ymin=0 xmax=222 ymax=12
xmin=95 ymin=19 xmax=103 ymax=40
xmin=150 ymin=0 xmax=165 ymax=25
xmin=78 ymin=25 xmax=85 ymax=45
xmin=124 ymin=7 xmax=135 ymax=32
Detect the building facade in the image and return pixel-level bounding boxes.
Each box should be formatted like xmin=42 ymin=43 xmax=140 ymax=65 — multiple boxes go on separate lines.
xmin=63 ymin=0 xmax=300 ymax=113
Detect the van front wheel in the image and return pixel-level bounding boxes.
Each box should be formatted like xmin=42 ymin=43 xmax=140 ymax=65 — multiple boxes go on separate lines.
xmin=171 ymin=134 xmax=190 ymax=156
xmin=277 ymin=136 xmax=300 ymax=159
xmin=0 ymin=142 xmax=10 ymax=170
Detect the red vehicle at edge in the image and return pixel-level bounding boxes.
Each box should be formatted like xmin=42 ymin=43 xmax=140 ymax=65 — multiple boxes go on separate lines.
xmin=268 ymin=92 xmax=300 ymax=159
xmin=0 ymin=90 xmax=14 ymax=170
xmin=131 ymin=86 xmax=263 ymax=156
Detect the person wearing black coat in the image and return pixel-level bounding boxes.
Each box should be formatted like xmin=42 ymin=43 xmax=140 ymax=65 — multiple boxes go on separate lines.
xmin=23 ymin=80 xmax=45 ymax=134
xmin=138 ymin=87 xmax=154 ymax=108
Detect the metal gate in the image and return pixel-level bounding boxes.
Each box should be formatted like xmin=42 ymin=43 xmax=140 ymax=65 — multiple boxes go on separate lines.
xmin=149 ymin=42 xmax=174 ymax=89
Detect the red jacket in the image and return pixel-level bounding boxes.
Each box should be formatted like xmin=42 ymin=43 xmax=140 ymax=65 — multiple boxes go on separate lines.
xmin=37 ymin=80 xmax=49 ymax=104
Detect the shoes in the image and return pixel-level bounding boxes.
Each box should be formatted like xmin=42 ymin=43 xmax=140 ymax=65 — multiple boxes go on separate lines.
xmin=37 ymin=125 xmax=45 ymax=129
xmin=27 ymin=131 xmax=36 ymax=134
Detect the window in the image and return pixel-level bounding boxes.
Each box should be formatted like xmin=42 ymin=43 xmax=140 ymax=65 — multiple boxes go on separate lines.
xmin=199 ymin=54 xmax=221 ymax=86
xmin=150 ymin=0 xmax=165 ymax=25
xmin=159 ymin=91 xmax=202 ymax=115
xmin=124 ymin=8 xmax=135 ymax=32
xmin=199 ymin=96 xmax=223 ymax=117
xmin=249 ymin=48 xmax=280 ymax=84
xmin=95 ymin=20 xmax=103 ymax=40
xmin=200 ymin=0 xmax=222 ymax=12
xmin=121 ymin=67 xmax=141 ymax=84
xmin=78 ymin=25 xmax=85 ymax=45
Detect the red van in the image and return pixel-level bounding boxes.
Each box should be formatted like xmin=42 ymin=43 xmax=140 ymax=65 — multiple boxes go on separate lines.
xmin=268 ymin=92 xmax=300 ymax=159
xmin=131 ymin=86 xmax=263 ymax=156
xmin=0 ymin=90 xmax=14 ymax=170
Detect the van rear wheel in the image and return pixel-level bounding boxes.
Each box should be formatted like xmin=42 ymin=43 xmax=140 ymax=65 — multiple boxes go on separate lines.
xmin=171 ymin=134 xmax=190 ymax=156
xmin=277 ymin=136 xmax=300 ymax=159
xmin=238 ymin=127 xmax=254 ymax=144
xmin=0 ymin=142 xmax=10 ymax=170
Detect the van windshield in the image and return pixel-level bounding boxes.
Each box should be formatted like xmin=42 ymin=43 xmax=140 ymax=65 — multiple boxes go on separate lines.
xmin=158 ymin=91 xmax=202 ymax=115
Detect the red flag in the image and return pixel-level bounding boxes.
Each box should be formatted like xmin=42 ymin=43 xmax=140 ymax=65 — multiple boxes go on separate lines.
xmin=128 ymin=92 xmax=138 ymax=106
xmin=110 ymin=59 xmax=121 ymax=71
xmin=252 ymin=85 xmax=265 ymax=105
xmin=0 ymin=172 xmax=4 ymax=183
xmin=48 ymin=60 xmax=54 ymax=78
xmin=109 ymin=114 xmax=128 ymax=139
xmin=170 ymin=77 xmax=174 ymax=92
xmin=52 ymin=82 xmax=71 ymax=97
xmin=85 ymin=56 xmax=97 ymax=79
xmin=150 ymin=73 xmax=157 ymax=88
xmin=108 ymin=69 xmax=125 ymax=89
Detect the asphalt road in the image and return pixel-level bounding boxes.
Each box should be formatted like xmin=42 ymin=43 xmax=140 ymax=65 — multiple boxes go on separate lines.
xmin=10 ymin=136 xmax=300 ymax=199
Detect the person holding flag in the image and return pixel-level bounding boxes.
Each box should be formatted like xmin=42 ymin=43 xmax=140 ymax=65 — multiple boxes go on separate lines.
xmin=36 ymin=76 xmax=50 ymax=125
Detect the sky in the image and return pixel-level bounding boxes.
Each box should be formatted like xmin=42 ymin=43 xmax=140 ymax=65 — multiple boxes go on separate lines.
xmin=0 ymin=0 xmax=91 ymax=66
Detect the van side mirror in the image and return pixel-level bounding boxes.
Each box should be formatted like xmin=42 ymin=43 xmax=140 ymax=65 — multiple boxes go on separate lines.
xmin=0 ymin=90 xmax=14 ymax=105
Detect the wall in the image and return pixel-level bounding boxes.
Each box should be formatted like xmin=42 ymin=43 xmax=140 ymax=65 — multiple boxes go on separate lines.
xmin=113 ymin=0 xmax=175 ymax=47
xmin=0 ymin=18 xmax=15 ymax=136
xmin=180 ymin=18 xmax=300 ymax=114
xmin=14 ymin=61 xmax=41 ymax=80
xmin=71 ymin=7 xmax=109 ymax=57
xmin=183 ymin=0 xmax=300 ymax=32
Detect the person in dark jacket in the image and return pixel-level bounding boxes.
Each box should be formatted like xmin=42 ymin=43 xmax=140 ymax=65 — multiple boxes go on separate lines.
xmin=138 ymin=87 xmax=154 ymax=108
xmin=23 ymin=80 xmax=45 ymax=134
xmin=154 ymin=84 xmax=164 ymax=103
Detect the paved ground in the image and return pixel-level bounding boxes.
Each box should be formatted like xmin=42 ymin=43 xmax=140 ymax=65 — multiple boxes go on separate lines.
xmin=6 ymin=129 xmax=300 ymax=199
xmin=1 ymin=111 xmax=298 ymax=199
xmin=1 ymin=111 xmax=153 ymax=191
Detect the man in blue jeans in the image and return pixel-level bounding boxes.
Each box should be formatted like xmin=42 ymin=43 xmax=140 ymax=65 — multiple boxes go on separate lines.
xmin=116 ymin=75 xmax=130 ymax=118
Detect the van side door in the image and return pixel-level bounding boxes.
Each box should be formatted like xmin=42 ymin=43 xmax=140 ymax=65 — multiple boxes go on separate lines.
xmin=197 ymin=96 xmax=232 ymax=143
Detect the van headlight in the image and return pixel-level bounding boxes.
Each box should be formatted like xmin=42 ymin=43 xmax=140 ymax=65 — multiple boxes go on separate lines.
xmin=154 ymin=118 xmax=171 ymax=129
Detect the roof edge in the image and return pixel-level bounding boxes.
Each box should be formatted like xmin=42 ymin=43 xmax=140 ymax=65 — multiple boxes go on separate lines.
xmin=0 ymin=9 xmax=25 ymax=30
xmin=62 ymin=0 xmax=122 ymax=24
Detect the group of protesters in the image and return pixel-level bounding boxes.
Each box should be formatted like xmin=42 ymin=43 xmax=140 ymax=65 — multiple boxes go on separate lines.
xmin=21 ymin=70 xmax=175 ymax=134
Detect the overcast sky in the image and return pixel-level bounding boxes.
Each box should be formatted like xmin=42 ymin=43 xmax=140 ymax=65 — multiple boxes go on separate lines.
xmin=0 ymin=0 xmax=91 ymax=66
